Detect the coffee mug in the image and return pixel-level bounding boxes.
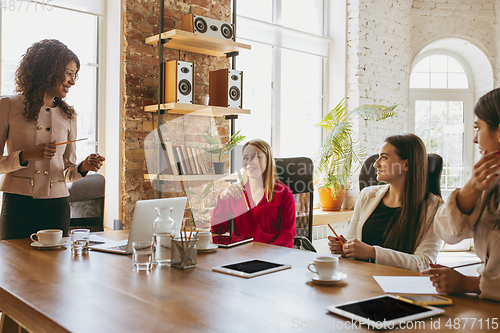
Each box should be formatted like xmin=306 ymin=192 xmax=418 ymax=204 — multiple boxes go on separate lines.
xmin=307 ymin=256 xmax=339 ymax=280
xmin=198 ymin=95 xmax=209 ymax=105
xmin=196 ymin=231 xmax=212 ymax=249
xmin=30 ymin=229 xmax=63 ymax=245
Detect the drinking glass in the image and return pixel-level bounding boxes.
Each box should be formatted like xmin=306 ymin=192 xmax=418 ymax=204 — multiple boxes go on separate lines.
xmin=133 ymin=241 xmax=154 ymax=271
xmin=71 ymin=229 xmax=90 ymax=255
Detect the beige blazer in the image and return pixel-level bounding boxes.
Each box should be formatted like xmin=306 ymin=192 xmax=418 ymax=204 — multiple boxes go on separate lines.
xmin=435 ymin=188 xmax=500 ymax=302
xmin=345 ymin=184 xmax=444 ymax=271
xmin=0 ymin=95 xmax=83 ymax=198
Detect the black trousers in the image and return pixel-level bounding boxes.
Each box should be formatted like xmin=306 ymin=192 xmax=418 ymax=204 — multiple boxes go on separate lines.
xmin=0 ymin=193 xmax=70 ymax=240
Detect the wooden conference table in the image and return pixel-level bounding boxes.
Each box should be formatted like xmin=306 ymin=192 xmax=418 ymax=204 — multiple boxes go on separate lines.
xmin=0 ymin=231 xmax=499 ymax=333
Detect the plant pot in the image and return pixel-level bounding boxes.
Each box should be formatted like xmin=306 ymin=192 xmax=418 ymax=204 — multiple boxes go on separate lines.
xmin=318 ymin=187 xmax=345 ymax=211
xmin=213 ymin=162 xmax=225 ymax=174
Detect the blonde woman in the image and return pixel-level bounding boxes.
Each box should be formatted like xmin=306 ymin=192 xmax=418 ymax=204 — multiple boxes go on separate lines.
xmin=211 ymin=139 xmax=296 ymax=247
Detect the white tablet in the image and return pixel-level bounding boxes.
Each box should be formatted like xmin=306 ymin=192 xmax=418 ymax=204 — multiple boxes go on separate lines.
xmin=212 ymin=259 xmax=291 ymax=278
xmin=326 ymin=295 xmax=444 ymax=330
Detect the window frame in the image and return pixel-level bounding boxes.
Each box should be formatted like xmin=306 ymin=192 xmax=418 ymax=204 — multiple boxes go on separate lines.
xmin=235 ymin=0 xmax=330 ymax=157
xmin=409 ymin=50 xmax=475 ymax=197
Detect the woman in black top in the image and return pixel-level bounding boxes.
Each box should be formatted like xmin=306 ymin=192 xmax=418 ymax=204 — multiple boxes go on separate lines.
xmin=328 ymin=134 xmax=443 ymax=271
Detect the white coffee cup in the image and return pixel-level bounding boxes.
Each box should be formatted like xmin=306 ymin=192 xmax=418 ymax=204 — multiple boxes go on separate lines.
xmin=30 ymin=229 xmax=63 ymax=245
xmin=196 ymin=231 xmax=212 ymax=249
xmin=307 ymin=256 xmax=339 ymax=280
xmin=198 ymin=95 xmax=210 ymax=105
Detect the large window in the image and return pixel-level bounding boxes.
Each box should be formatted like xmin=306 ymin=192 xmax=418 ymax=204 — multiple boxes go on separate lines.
xmin=1 ymin=5 xmax=100 ymax=160
xmin=410 ymin=53 xmax=474 ymax=196
xmin=235 ymin=0 xmax=328 ymax=159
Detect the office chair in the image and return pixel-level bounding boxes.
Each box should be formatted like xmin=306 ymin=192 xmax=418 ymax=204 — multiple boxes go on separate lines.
xmin=67 ymin=173 xmax=106 ymax=232
xmin=359 ymin=153 xmax=443 ymax=197
xmin=275 ymin=157 xmax=316 ymax=252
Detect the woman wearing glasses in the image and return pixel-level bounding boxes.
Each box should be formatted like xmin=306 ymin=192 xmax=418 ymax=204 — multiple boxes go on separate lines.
xmin=0 ymin=39 xmax=105 ymax=240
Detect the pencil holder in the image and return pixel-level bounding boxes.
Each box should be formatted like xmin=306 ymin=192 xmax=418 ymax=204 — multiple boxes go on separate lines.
xmin=171 ymin=238 xmax=197 ymax=269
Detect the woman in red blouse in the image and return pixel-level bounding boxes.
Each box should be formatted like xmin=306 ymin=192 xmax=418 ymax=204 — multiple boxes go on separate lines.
xmin=210 ymin=139 xmax=296 ymax=247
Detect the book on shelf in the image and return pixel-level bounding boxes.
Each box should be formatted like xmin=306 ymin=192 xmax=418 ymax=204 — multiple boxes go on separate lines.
xmin=185 ymin=146 xmax=198 ymax=175
xmin=190 ymin=147 xmax=203 ymax=175
xmin=172 ymin=146 xmax=186 ymax=175
xmin=193 ymin=147 xmax=208 ymax=174
xmin=162 ymin=142 xmax=179 ymax=175
xmin=181 ymin=145 xmax=194 ymax=174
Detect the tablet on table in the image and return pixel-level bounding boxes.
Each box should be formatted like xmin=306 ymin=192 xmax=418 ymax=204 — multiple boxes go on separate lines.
xmin=212 ymin=259 xmax=291 ymax=278
xmin=327 ymin=295 xmax=444 ymax=329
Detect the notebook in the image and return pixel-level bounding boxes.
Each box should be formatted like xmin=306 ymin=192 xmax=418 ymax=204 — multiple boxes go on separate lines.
xmin=90 ymin=197 xmax=188 ymax=254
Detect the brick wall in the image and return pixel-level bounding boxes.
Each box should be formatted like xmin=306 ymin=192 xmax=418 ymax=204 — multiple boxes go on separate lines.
xmin=122 ymin=0 xmax=231 ymax=227
xmin=344 ymin=0 xmax=499 ymax=208
xmin=345 ymin=0 xmax=412 ymax=208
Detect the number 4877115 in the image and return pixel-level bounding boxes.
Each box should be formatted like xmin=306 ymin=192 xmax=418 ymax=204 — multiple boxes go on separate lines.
xmin=1 ymin=0 xmax=53 ymax=11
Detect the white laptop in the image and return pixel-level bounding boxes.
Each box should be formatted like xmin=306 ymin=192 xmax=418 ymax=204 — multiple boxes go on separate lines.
xmin=90 ymin=197 xmax=188 ymax=254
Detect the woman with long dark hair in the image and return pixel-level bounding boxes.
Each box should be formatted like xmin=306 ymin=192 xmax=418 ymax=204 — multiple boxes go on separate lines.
xmin=211 ymin=139 xmax=296 ymax=247
xmin=0 ymin=39 xmax=105 ymax=240
xmin=421 ymin=88 xmax=500 ymax=302
xmin=328 ymin=134 xmax=443 ymax=271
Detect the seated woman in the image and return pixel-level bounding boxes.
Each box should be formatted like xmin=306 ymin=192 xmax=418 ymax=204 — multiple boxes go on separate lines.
xmin=421 ymin=88 xmax=500 ymax=302
xmin=328 ymin=134 xmax=443 ymax=271
xmin=210 ymin=139 xmax=296 ymax=247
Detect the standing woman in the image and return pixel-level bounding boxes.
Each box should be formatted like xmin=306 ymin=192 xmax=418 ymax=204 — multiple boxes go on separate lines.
xmin=211 ymin=139 xmax=296 ymax=247
xmin=0 ymin=39 xmax=105 ymax=240
xmin=421 ymin=88 xmax=500 ymax=302
xmin=328 ymin=134 xmax=443 ymax=271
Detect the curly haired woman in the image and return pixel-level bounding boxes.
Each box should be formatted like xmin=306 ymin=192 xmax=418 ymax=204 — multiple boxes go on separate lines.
xmin=0 ymin=39 xmax=105 ymax=240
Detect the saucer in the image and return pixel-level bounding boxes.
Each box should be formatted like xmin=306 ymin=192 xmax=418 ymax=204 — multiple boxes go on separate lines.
xmin=31 ymin=240 xmax=67 ymax=249
xmin=197 ymin=244 xmax=218 ymax=253
xmin=307 ymin=272 xmax=347 ymax=285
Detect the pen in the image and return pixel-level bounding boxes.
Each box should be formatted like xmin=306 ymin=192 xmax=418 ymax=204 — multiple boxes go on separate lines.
xmin=242 ymin=187 xmax=250 ymax=210
xmin=56 ymin=138 xmax=88 ymax=146
xmin=327 ymin=224 xmax=344 ymax=246
xmin=89 ymin=240 xmax=105 ymax=245
xmin=450 ymin=261 xmax=484 ymax=269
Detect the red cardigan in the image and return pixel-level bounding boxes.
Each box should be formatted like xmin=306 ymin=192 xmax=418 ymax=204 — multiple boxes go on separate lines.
xmin=210 ymin=182 xmax=296 ymax=248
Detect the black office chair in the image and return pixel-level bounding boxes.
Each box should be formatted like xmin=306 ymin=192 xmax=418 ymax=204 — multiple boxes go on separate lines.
xmin=275 ymin=157 xmax=316 ymax=252
xmin=359 ymin=153 xmax=443 ymax=197
xmin=67 ymin=173 xmax=105 ymax=232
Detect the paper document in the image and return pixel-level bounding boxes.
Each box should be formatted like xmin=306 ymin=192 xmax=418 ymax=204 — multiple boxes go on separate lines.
xmin=373 ymin=276 xmax=438 ymax=294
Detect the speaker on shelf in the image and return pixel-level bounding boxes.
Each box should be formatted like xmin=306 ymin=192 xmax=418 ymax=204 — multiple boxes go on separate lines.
xmin=164 ymin=60 xmax=193 ymax=104
xmin=209 ymin=69 xmax=242 ymax=109
xmin=181 ymin=14 xmax=234 ymax=41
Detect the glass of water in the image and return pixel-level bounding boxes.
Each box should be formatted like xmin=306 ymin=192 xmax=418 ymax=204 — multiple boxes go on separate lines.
xmin=132 ymin=241 xmax=154 ymax=271
xmin=71 ymin=229 xmax=90 ymax=255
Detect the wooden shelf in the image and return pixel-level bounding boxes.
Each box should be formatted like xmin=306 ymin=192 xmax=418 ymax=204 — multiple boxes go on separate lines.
xmin=312 ymin=209 xmax=354 ymax=226
xmin=144 ymin=103 xmax=250 ymax=117
xmin=144 ymin=173 xmax=242 ymax=182
xmin=145 ymin=29 xmax=251 ymax=57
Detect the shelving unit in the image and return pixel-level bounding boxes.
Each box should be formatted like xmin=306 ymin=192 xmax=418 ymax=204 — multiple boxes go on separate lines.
xmin=143 ymin=103 xmax=250 ymax=117
xmin=145 ymin=29 xmax=251 ymax=57
xmin=144 ymin=173 xmax=242 ymax=182
xmin=145 ymin=1 xmax=251 ymax=196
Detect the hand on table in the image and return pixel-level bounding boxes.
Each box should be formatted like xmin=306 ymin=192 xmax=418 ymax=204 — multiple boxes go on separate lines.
xmin=328 ymin=235 xmax=347 ymax=255
xmin=80 ymin=153 xmax=105 ymax=173
xmin=220 ymin=183 xmax=244 ymax=201
xmin=20 ymin=141 xmax=56 ymax=163
xmin=342 ymin=238 xmax=375 ymax=260
xmin=420 ymin=264 xmax=480 ymax=294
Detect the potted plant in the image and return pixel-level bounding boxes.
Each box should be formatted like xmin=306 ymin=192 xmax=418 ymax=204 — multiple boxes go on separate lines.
xmin=314 ymin=100 xmax=397 ymax=211
xmin=203 ymin=129 xmax=245 ymax=174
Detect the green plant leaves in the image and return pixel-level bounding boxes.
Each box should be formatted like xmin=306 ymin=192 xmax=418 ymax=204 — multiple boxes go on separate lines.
xmin=314 ymin=99 xmax=397 ymax=191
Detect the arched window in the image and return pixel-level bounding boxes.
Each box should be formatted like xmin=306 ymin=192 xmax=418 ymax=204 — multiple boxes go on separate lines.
xmin=409 ymin=52 xmax=474 ymax=197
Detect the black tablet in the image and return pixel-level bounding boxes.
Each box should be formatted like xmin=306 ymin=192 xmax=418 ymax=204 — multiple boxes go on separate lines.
xmin=327 ymin=295 xmax=444 ymax=329
xmin=212 ymin=259 xmax=291 ymax=278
